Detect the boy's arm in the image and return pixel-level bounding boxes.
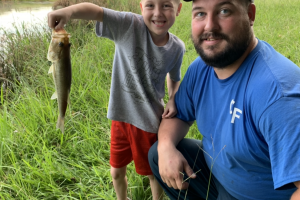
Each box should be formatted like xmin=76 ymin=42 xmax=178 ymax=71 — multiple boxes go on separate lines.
xmin=48 ymin=3 xmax=104 ymax=30
xmin=162 ymin=74 xmax=180 ymax=118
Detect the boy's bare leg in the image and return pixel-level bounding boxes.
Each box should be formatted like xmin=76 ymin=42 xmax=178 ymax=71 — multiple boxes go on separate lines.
xmin=111 ymin=166 xmax=128 ymax=200
xmin=148 ymin=175 xmax=164 ymax=200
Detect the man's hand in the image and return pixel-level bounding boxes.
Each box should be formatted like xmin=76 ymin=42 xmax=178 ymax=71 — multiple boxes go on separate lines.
xmin=158 ymin=145 xmax=196 ymax=190
xmin=157 ymin=118 xmax=194 ymax=189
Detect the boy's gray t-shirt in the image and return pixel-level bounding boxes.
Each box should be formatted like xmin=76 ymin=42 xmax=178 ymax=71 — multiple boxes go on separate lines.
xmin=95 ymin=8 xmax=185 ymax=133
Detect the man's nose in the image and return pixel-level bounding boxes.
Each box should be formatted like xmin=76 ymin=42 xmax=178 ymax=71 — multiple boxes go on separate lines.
xmin=204 ymin=14 xmax=220 ymax=32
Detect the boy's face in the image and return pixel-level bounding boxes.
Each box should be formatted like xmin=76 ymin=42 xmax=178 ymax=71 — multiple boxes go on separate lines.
xmin=140 ymin=0 xmax=182 ymax=40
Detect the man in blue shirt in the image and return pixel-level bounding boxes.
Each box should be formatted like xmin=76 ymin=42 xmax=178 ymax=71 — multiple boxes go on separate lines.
xmin=148 ymin=0 xmax=300 ymax=199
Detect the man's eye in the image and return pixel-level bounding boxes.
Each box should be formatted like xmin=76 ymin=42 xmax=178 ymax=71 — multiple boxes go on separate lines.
xmin=163 ymin=4 xmax=171 ymax=8
xmin=196 ymin=12 xmax=205 ymax=17
xmin=220 ymin=9 xmax=230 ymax=15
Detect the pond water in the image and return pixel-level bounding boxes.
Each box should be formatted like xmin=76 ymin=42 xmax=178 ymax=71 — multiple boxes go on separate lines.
xmin=0 ymin=1 xmax=55 ymax=34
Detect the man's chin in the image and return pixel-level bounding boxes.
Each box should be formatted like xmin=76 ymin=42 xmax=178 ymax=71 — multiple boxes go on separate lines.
xmin=197 ymin=50 xmax=230 ymax=68
xmin=201 ymin=50 xmax=222 ymax=58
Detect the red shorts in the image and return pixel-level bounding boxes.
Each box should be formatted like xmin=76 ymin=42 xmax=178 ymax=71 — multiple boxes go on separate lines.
xmin=110 ymin=121 xmax=157 ymax=175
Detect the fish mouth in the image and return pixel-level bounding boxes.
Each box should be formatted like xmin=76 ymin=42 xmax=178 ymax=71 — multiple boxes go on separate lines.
xmin=52 ymin=33 xmax=70 ymax=38
xmin=52 ymin=30 xmax=70 ymax=38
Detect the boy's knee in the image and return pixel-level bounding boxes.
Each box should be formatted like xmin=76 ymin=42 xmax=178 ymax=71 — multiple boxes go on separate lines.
xmin=147 ymin=174 xmax=155 ymax=181
xmin=110 ymin=167 xmax=126 ymax=180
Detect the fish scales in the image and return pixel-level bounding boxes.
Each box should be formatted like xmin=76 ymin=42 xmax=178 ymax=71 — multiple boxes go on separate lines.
xmin=47 ymin=29 xmax=72 ymax=133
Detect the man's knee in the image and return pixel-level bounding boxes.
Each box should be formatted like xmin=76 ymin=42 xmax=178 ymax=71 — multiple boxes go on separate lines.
xmin=148 ymin=139 xmax=202 ymax=164
xmin=177 ymin=138 xmax=202 ymax=152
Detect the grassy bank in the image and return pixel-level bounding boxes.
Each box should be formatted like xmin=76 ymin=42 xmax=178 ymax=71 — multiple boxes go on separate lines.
xmin=0 ymin=0 xmax=299 ymax=199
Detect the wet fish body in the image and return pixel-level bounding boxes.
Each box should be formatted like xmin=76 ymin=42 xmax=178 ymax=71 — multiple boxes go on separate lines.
xmin=47 ymin=29 xmax=72 ymax=133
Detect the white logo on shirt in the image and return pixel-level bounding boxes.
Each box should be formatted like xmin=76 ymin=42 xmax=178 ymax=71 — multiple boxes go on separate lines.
xmin=230 ymin=99 xmax=242 ymax=124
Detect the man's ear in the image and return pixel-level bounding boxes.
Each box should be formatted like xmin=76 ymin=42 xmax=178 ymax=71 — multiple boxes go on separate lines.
xmin=248 ymin=3 xmax=256 ymax=26
xmin=176 ymin=3 xmax=182 ymax=16
xmin=140 ymin=2 xmax=143 ymax=13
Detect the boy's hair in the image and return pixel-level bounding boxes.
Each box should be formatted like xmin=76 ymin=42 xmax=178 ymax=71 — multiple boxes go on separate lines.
xmin=244 ymin=0 xmax=254 ymax=5
xmin=141 ymin=0 xmax=181 ymax=4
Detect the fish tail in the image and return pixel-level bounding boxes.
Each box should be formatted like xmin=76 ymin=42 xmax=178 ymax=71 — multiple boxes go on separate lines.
xmin=56 ymin=116 xmax=65 ymax=133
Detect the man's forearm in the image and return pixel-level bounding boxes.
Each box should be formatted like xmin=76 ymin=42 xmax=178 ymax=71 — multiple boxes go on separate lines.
xmin=157 ymin=118 xmax=191 ymax=152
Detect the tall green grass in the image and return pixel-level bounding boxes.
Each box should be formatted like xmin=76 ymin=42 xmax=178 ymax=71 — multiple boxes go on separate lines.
xmin=254 ymin=0 xmax=300 ymax=66
xmin=0 ymin=0 xmax=299 ymax=199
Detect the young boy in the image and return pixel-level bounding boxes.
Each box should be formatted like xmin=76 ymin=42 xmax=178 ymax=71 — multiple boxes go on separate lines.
xmin=47 ymin=0 xmax=184 ymax=199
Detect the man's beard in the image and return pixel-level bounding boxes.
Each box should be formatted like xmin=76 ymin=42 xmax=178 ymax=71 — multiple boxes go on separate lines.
xmin=192 ymin=23 xmax=252 ymax=69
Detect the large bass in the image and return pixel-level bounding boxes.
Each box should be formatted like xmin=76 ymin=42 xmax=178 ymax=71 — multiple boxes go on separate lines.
xmin=47 ymin=29 xmax=72 ymax=133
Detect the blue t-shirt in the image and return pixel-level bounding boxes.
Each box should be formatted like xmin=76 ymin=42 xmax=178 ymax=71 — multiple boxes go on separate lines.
xmin=175 ymin=40 xmax=300 ymax=200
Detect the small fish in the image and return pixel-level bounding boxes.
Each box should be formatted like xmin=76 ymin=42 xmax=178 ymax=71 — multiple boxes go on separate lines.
xmin=47 ymin=29 xmax=72 ymax=133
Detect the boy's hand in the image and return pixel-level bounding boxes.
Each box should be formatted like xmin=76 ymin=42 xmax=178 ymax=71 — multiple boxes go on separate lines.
xmin=162 ymin=99 xmax=177 ymax=119
xmin=48 ymin=8 xmax=72 ymax=30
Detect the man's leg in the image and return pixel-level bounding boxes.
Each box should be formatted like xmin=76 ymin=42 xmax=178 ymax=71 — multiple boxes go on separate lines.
xmin=111 ymin=166 xmax=128 ymax=200
xmin=214 ymin=177 xmax=238 ymax=200
xmin=148 ymin=174 xmax=164 ymax=200
xmin=148 ymin=138 xmax=218 ymax=200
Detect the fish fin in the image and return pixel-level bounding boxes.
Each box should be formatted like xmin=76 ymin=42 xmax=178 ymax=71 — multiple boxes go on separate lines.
xmin=51 ymin=91 xmax=57 ymax=100
xmin=56 ymin=116 xmax=65 ymax=134
xmin=48 ymin=64 xmax=54 ymax=74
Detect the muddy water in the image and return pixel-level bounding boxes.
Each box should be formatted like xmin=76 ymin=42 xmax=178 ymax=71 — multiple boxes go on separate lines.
xmin=0 ymin=1 xmax=55 ymax=34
